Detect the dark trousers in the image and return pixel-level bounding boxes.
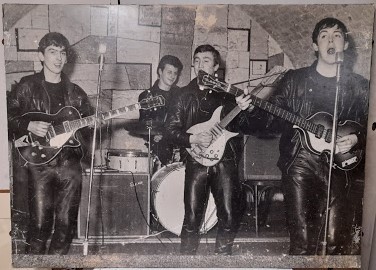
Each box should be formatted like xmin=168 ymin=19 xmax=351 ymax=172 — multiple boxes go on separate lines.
xmin=180 ymin=159 xmax=243 ymax=255
xmin=282 ymin=149 xmax=351 ymax=255
xmin=25 ymin=154 xmax=82 ymax=255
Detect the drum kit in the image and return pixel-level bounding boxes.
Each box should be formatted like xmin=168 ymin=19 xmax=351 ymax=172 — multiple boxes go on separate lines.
xmin=104 ymin=120 xmax=218 ymax=236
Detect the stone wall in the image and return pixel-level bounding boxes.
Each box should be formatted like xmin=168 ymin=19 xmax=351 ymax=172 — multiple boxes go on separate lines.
xmin=3 ymin=4 xmax=374 ymax=163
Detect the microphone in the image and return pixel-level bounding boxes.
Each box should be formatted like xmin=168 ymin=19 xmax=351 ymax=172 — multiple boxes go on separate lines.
xmin=85 ymin=42 xmax=107 ymax=256
xmin=98 ymin=43 xmax=107 ymax=71
xmin=335 ymin=51 xmax=344 ymax=64
xmin=335 ymin=51 xmax=344 ymax=83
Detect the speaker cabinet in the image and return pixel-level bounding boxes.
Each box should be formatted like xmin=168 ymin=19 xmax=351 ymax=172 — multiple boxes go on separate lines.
xmin=240 ymin=135 xmax=281 ymax=181
xmin=78 ymin=172 xmax=150 ymax=238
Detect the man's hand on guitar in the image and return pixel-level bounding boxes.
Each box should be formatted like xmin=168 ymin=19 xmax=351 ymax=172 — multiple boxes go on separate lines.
xmin=88 ymin=114 xmax=107 ymax=128
xmin=154 ymin=135 xmax=163 ymax=142
xmin=27 ymin=121 xmax=51 ymax=137
xmin=190 ymin=132 xmax=213 ymax=148
xmin=236 ymin=88 xmax=253 ymax=111
xmin=336 ymin=134 xmax=358 ymax=154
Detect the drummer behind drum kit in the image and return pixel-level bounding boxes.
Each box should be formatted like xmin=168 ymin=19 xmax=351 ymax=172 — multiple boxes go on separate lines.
xmin=103 ymin=120 xmax=218 ymax=236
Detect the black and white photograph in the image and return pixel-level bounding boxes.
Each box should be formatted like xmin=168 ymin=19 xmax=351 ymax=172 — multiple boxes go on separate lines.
xmin=2 ymin=1 xmax=376 ymax=269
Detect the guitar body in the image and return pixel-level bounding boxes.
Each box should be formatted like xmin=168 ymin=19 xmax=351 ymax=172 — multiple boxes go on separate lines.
xmin=14 ymin=96 xmax=166 ymax=166
xmin=16 ymin=106 xmax=82 ymax=165
xmin=186 ymin=106 xmax=238 ymax=167
xmin=198 ymin=70 xmax=363 ymax=171
xmin=295 ymin=111 xmax=363 ymax=171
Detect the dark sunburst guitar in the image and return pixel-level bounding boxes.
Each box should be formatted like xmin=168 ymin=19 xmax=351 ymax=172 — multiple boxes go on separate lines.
xmin=198 ymin=68 xmax=363 ymax=171
xmin=14 ymin=96 xmax=165 ymax=165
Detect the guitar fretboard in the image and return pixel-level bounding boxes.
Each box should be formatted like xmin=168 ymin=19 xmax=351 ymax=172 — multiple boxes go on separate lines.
xmin=225 ymin=84 xmax=319 ymax=134
xmin=50 ymin=96 xmax=164 ymax=137
xmin=218 ymin=106 xmax=242 ymax=129
xmin=68 ymin=104 xmax=140 ymax=131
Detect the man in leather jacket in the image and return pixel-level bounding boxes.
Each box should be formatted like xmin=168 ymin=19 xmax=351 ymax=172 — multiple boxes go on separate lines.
xmin=236 ymin=18 xmax=369 ymax=255
xmin=138 ymin=55 xmax=183 ymax=166
xmin=7 ymin=32 xmax=93 ymax=254
xmin=165 ymin=44 xmax=250 ymax=255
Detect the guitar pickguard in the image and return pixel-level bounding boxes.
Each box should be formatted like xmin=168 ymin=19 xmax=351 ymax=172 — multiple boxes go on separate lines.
xmin=49 ymin=132 xmax=76 ymax=148
xmin=186 ymin=106 xmax=239 ymax=166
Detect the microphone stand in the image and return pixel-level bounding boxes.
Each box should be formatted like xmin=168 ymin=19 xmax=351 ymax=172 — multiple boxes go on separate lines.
xmin=83 ymin=53 xmax=104 ymax=256
xmin=320 ymin=52 xmax=344 ymax=255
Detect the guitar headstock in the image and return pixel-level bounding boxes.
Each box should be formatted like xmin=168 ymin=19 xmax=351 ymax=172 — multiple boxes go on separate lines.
xmin=139 ymin=95 xmax=165 ymax=110
xmin=198 ymin=66 xmax=288 ymax=94
xmin=197 ymin=70 xmax=228 ymax=92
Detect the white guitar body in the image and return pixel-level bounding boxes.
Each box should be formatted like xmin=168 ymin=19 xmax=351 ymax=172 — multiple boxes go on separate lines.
xmin=186 ymin=106 xmax=238 ymax=166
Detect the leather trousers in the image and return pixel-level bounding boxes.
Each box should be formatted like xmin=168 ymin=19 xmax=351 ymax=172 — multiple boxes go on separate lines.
xmin=282 ymin=149 xmax=351 ymax=255
xmin=180 ymin=158 xmax=243 ymax=255
xmin=25 ymin=151 xmax=82 ymax=255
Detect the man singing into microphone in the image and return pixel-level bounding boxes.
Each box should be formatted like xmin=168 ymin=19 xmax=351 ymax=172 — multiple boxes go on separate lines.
xmin=7 ymin=32 xmax=93 ymax=254
xmin=237 ymin=17 xmax=369 ymax=255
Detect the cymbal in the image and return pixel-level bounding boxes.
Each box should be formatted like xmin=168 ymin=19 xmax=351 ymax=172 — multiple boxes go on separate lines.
xmin=124 ymin=120 xmax=165 ymax=135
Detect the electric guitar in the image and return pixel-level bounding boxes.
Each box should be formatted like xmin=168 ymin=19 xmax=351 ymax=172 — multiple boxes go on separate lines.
xmin=198 ymin=69 xmax=363 ymax=171
xmin=14 ymin=95 xmax=165 ymax=165
xmin=187 ymin=67 xmax=287 ymax=167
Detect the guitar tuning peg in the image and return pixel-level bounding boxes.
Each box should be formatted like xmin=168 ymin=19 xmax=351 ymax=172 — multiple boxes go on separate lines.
xmin=209 ymin=90 xmax=212 ymax=94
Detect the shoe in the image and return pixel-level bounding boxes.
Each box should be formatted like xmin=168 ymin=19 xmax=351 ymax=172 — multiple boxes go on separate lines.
xmin=214 ymin=245 xmax=232 ymax=255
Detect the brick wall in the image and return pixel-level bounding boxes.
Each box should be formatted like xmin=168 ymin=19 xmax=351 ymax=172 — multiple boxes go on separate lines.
xmin=4 ymin=4 xmax=374 ymax=159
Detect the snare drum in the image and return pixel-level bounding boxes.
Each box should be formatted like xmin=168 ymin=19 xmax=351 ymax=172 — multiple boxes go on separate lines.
xmin=107 ymin=149 xmax=150 ymax=173
xmin=151 ymin=162 xmax=217 ymax=235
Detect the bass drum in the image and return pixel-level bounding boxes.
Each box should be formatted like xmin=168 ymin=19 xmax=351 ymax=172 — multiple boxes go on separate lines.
xmin=151 ymin=162 xmax=217 ymax=236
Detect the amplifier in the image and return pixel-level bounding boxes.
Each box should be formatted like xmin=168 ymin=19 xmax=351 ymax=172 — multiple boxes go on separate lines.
xmin=78 ymin=172 xmax=150 ymax=238
xmin=240 ymin=135 xmax=281 ymax=181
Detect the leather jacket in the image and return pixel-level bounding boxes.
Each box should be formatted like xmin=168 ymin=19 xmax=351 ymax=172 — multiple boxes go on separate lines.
xmin=138 ymin=80 xmax=180 ymax=122
xmin=7 ymin=70 xmax=93 ymax=162
xmin=242 ymin=61 xmax=369 ymax=173
xmin=165 ymin=78 xmax=247 ymax=163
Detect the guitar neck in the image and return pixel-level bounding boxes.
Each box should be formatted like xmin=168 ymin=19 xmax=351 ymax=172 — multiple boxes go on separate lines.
xmin=219 ymin=106 xmax=242 ymax=128
xmin=226 ymin=84 xmax=318 ymax=133
xmin=69 ymin=103 xmax=140 ymax=131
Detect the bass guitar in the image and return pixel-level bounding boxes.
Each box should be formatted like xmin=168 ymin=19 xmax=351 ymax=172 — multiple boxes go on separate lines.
xmin=14 ymin=95 xmax=165 ymax=165
xmin=187 ymin=67 xmax=286 ymax=166
xmin=198 ymin=69 xmax=363 ymax=171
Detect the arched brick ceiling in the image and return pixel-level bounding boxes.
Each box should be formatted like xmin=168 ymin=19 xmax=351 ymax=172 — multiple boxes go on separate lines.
xmin=241 ymin=4 xmax=374 ymax=69
xmin=3 ymin=4 xmax=36 ymax=31
xmin=4 ymin=4 xmax=373 ymax=74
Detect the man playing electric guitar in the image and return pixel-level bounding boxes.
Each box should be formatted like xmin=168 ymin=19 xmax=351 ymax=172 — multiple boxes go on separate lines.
xmin=7 ymin=32 xmax=93 ymax=254
xmin=236 ymin=18 xmax=369 ymax=255
xmin=165 ymin=44 xmax=251 ymax=255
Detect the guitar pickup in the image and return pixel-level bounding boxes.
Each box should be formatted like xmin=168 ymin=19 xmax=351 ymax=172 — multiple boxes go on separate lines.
xmin=342 ymin=156 xmax=358 ymax=167
xmin=316 ymin=124 xmax=325 ymax=139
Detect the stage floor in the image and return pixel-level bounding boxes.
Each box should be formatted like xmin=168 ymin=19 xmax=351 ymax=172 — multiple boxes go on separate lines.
xmin=11 ymin=201 xmax=362 ymax=269
xmin=69 ymin=200 xmax=290 ymax=256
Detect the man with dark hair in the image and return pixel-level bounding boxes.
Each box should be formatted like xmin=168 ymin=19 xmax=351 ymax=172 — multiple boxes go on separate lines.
xmin=237 ymin=17 xmax=369 ymax=255
xmin=138 ymin=54 xmax=183 ymax=166
xmin=165 ymin=44 xmax=250 ymax=255
xmin=7 ymin=32 xmax=93 ymax=254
